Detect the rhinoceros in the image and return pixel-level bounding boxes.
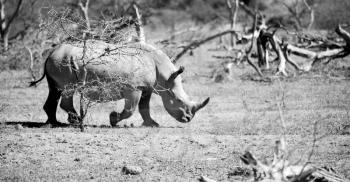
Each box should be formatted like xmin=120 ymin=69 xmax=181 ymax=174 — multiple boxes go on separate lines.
xmin=30 ymin=41 xmax=210 ymax=127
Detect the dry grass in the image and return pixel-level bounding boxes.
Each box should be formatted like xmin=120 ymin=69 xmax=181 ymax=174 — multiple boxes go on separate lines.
xmin=0 ymin=43 xmax=350 ymax=181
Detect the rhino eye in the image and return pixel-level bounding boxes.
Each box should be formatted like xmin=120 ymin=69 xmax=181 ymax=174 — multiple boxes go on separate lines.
xmin=174 ymin=95 xmax=182 ymax=102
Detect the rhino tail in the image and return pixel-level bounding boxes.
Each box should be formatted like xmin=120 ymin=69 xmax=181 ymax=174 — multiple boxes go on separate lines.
xmin=29 ymin=72 xmax=46 ymax=87
xmin=29 ymin=45 xmax=58 ymax=87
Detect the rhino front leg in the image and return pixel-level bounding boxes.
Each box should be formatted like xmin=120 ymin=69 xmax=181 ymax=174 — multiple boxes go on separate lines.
xmin=139 ymin=91 xmax=159 ymax=127
xmin=110 ymin=90 xmax=141 ymax=127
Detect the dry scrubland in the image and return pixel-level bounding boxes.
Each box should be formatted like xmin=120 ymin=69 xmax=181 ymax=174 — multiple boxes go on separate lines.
xmin=1 ymin=40 xmax=350 ymax=181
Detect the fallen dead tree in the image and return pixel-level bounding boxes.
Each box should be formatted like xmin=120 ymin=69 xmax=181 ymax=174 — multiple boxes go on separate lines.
xmin=167 ymin=16 xmax=350 ymax=80
xmin=196 ymin=137 xmax=349 ymax=182
xmin=257 ymin=25 xmax=350 ymax=76
xmin=196 ymin=91 xmax=349 ymax=182
xmin=239 ymin=97 xmax=349 ymax=182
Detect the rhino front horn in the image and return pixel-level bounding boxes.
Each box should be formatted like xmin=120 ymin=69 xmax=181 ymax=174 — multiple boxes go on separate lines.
xmin=193 ymin=97 xmax=210 ymax=113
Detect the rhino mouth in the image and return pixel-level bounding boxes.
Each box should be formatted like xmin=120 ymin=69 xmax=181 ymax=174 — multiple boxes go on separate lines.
xmin=164 ymin=97 xmax=210 ymax=123
xmin=181 ymin=115 xmax=192 ymax=123
xmin=179 ymin=107 xmax=194 ymax=123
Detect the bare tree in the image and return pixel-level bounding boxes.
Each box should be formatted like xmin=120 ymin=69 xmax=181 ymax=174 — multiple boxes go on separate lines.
xmin=0 ymin=0 xmax=23 ymax=51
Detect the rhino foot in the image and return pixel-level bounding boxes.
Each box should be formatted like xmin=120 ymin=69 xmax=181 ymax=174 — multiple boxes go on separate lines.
xmin=110 ymin=111 xmax=121 ymax=127
xmin=142 ymin=120 xmax=159 ymax=127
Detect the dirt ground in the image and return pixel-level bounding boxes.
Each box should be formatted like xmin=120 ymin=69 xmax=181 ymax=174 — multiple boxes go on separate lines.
xmin=1 ymin=45 xmax=350 ymax=181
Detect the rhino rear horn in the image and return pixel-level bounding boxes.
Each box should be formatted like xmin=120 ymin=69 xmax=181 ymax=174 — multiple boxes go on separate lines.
xmin=193 ymin=97 xmax=210 ymax=113
xmin=168 ymin=66 xmax=184 ymax=83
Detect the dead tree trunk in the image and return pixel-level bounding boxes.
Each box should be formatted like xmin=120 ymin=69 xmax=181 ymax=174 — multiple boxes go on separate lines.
xmin=226 ymin=0 xmax=239 ymax=47
xmin=77 ymin=0 xmax=91 ymax=131
xmin=0 ymin=0 xmax=23 ymax=51
xmin=257 ymin=30 xmax=269 ymax=69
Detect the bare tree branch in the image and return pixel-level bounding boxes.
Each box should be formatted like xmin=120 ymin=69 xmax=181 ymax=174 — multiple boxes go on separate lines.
xmin=132 ymin=3 xmax=145 ymax=42
xmin=238 ymin=1 xmax=255 ymax=18
xmin=78 ymin=0 xmax=90 ymax=39
xmin=335 ymin=25 xmax=350 ymax=46
xmin=171 ymin=30 xmax=239 ymax=63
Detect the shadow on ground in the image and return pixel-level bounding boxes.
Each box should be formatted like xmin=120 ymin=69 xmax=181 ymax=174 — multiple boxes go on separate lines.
xmin=3 ymin=121 xmax=183 ymax=129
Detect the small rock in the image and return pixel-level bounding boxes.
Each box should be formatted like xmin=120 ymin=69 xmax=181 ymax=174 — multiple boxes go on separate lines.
xmin=74 ymin=158 xmax=80 ymax=162
xmin=199 ymin=176 xmax=216 ymax=182
xmin=122 ymin=165 xmax=142 ymax=175
xmin=206 ymin=157 xmax=218 ymax=161
xmin=15 ymin=124 xmax=23 ymax=130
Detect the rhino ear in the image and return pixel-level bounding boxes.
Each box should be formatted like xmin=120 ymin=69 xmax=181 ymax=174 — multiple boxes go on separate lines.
xmin=168 ymin=66 xmax=184 ymax=83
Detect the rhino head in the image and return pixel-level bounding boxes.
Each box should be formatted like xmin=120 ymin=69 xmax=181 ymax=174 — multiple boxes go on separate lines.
xmin=157 ymin=66 xmax=210 ymax=123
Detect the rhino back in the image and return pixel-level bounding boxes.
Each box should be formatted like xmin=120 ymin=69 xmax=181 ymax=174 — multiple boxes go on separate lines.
xmin=46 ymin=42 xmax=157 ymax=91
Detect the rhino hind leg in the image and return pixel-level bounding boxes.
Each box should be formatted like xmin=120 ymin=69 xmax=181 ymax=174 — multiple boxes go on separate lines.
xmin=139 ymin=91 xmax=159 ymax=127
xmin=110 ymin=90 xmax=142 ymax=127
xmin=43 ymin=76 xmax=65 ymax=127
xmin=60 ymin=95 xmax=80 ymax=125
